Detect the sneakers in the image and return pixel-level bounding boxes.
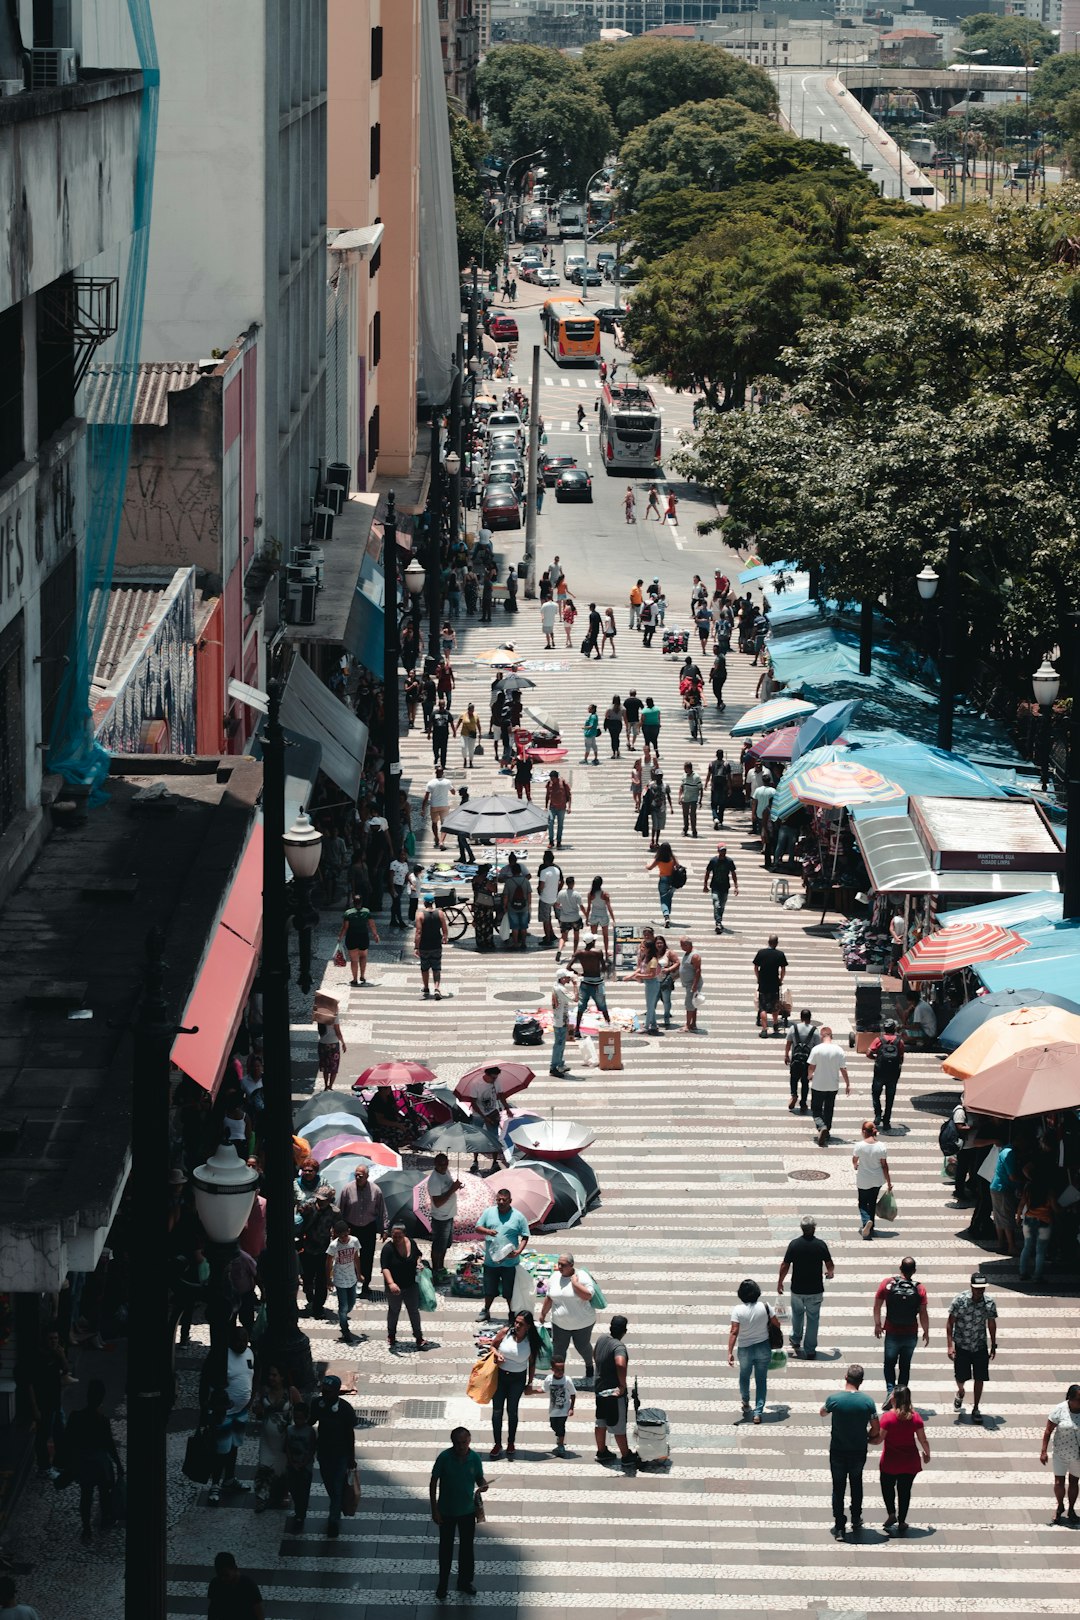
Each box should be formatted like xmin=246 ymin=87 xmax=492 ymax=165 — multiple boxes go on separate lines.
xmin=595 ymin=1447 xmax=615 ymax=1464
xmin=971 ymin=1408 xmax=984 ymax=1424
xmin=816 ymin=1126 xmax=829 ymax=1147
xmin=861 ymin=1220 xmax=874 ymax=1240
xmin=953 ymin=1393 xmax=964 ymax=1411
xmin=489 ymin=1443 xmax=503 ymax=1459
xmin=831 ymin=1522 xmax=845 ymax=1540
xmin=552 ymin=1443 xmax=568 ymax=1456
xmin=207 ymin=1486 xmax=221 ymax=1505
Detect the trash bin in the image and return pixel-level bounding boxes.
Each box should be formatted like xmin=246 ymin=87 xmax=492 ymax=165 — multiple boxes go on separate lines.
xmin=598 ymin=1030 xmax=622 ymax=1071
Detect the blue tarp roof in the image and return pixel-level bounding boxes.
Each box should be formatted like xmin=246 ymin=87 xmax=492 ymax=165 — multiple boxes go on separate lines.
xmin=772 ymin=733 xmax=1009 ymax=822
xmin=946 ymin=893 xmax=1065 ymax=931
xmin=976 ymin=919 xmax=1080 ymax=997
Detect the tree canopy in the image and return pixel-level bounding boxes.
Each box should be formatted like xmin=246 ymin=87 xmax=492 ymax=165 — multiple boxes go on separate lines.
xmin=448 ymin=106 xmax=498 ymax=270
xmin=581 ymin=36 xmax=776 ymax=136
xmin=498 ymin=80 xmax=614 ymax=197
xmin=957 ymin=12 xmax=1056 ymax=65
xmin=475 ymin=44 xmax=579 ymax=128
xmin=617 ymin=98 xmax=774 ymax=210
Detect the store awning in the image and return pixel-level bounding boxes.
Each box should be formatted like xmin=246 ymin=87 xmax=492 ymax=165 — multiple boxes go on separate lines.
xmin=279 ymin=653 xmax=368 ymax=800
xmin=854 ymin=811 xmax=1063 ymax=897
xmin=344 ymin=555 xmax=385 ymax=677
xmin=171 ymin=825 xmax=264 ymax=1095
xmin=283 ymin=493 xmax=379 ymax=649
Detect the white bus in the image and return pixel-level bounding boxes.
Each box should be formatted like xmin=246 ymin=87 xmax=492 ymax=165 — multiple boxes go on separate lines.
xmin=598 ymin=381 xmax=662 ymax=473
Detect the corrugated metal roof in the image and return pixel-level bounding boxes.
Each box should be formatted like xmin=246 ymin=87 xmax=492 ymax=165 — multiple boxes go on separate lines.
xmin=84 ymin=361 xmax=205 ymax=427
xmin=92 ymin=583 xmax=172 ymax=689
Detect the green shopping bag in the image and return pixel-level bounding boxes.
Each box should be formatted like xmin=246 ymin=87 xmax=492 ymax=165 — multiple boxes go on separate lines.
xmin=535 ymin=1326 xmax=553 ymax=1373
xmin=590 ymin=1278 xmax=607 ymax=1310
xmin=876 ymin=1189 xmax=897 ymax=1222
xmin=769 ymin=1348 xmax=788 ymax=1371
xmin=417 ymin=1267 xmax=438 ymax=1312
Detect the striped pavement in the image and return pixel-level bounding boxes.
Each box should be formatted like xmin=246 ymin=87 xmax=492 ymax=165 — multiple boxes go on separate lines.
xmin=160 ymin=542 xmax=1080 ymax=1617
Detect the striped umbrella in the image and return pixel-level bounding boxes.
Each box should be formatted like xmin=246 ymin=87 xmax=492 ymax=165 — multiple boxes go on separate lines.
xmin=746 ymin=725 xmax=800 ymax=764
xmin=792 ymin=761 xmax=902 ymax=810
xmin=730 ymin=697 xmax=817 ymax=737
xmin=898 ymin=922 xmax=1028 ymax=981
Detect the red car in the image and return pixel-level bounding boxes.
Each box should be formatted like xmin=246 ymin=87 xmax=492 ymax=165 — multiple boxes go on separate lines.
xmin=481 ymin=486 xmax=522 ymax=531
xmin=487 ymin=313 xmax=519 ymax=343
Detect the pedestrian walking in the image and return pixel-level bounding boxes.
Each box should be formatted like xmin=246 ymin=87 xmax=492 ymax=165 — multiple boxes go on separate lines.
xmin=476 ymin=1188 xmax=530 ymax=1324
xmin=679 ymin=936 xmax=702 ymax=1032
xmin=679 ymin=761 xmax=702 ymax=837
xmin=536 ymin=848 xmax=562 ymax=947
xmin=873 ymin=1256 xmax=929 ymax=1405
xmin=326 ymin=1217 xmax=363 ymax=1343
xmin=807 ymin=1025 xmax=849 ymax=1146
xmin=777 ymin=1215 xmax=834 ymax=1360
xmin=430 ymin=698 xmax=456 ymax=769
xmin=426 ymin=1153 xmax=462 ymax=1280
xmin=204 ymin=1324 xmax=255 ymax=1505
xmin=63 ymin=1378 xmax=123 ymax=1544
xmin=549 ymin=968 xmax=575 ymax=1075
xmin=577 ymin=404 xmax=586 ymax=431
xmin=628 ymin=579 xmax=643 ymax=627
xmin=584 ymin=602 xmax=603 ymax=661
xmin=506 ymin=568 xmax=518 ymax=613
xmin=727 ymin=1279 xmax=776 ymax=1424
xmin=1041 ymin=1385 xmax=1080 ymax=1524
xmin=297 ymin=1184 xmax=337 ymax=1319
xmin=624 ymin=486 xmax=636 ymax=523
xmin=544 ymin=1358 xmax=576 ymax=1457
xmin=645 ymin=484 xmax=661 ymax=520
xmin=513 ymin=751 xmax=533 ymax=803
xmin=480 ymin=565 xmax=494 ymax=622
xmin=947 ymin=1271 xmax=997 ymax=1422
xmin=646 ymin=840 xmax=678 ymax=923
xmin=878 ymin=1386 xmax=930 ymax=1535
xmin=539 ymin=1254 xmax=597 ymax=1383
xmin=642 ymin=773 xmax=672 ymax=850
xmin=593 ymin=1315 xmax=635 ymax=1471
xmin=603 ymin=696 xmax=624 ymax=757
xmin=562 ymin=596 xmax=577 ymax=647
xmin=459 ymin=702 xmax=481 ymax=768
xmin=540 ymin=595 xmax=559 ymax=648
xmin=309 ymin=1375 xmax=357 ymax=1539
xmin=535 ymin=482 xmax=544 ymax=515
xmin=784 ymin=1009 xmax=819 ymax=1112
xmin=338 ymin=1162 xmax=386 ymax=1296
xmin=501 ymin=851 xmax=532 ymax=950
xmin=284 ymin=1401 xmax=317 ymax=1535
xmin=640 ymin=695 xmax=661 ymax=754
xmin=572 ymin=933 xmax=611 ymax=1035
xmin=710 ymin=651 xmax=728 ymax=710
xmin=821 ymin=1364 xmax=879 ymax=1540
xmin=251 ymin=1362 xmax=298 ymax=1514
xmin=337 ymin=901 xmax=378 ymax=988
xmin=867 ymin=1019 xmax=905 ymax=1130
xmin=545 ymin=768 xmax=572 ymax=848
xmin=624 ymin=689 xmax=642 ymax=747
xmin=555 ymin=878 xmax=584 ymax=960
xmin=206 ymin=1552 xmax=264 ymax=1620
xmin=752 ymin=933 xmax=788 ymax=1038
xmin=585 ymin=874 xmax=615 ymax=961
xmin=389 ymin=851 xmax=409 ymax=929
xmin=430 ymin=1427 xmax=488 ymax=1601
xmin=639 ymin=598 xmax=656 ymax=645
xmin=421 ymin=765 xmax=456 ymax=851
xmin=582 ymin=703 xmax=600 ymax=763
xmin=706 ymin=750 xmax=731 ymax=827
xmin=414 ymin=897 xmax=449 ymax=999
xmin=381 ymin=1224 xmax=436 ymax=1352
xmin=489 ymin=1312 xmax=540 ymax=1458
xmin=853 ymin=1120 xmax=893 ymax=1240
xmin=663 ymin=491 xmax=678 ymax=524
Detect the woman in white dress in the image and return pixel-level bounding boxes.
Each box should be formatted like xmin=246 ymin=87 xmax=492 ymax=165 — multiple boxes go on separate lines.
xmin=1041 ymin=1384 xmax=1080 ymax=1524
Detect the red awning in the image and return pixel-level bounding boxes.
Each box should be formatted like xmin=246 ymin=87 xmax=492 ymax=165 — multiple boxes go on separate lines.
xmin=172 ymin=826 xmax=263 ymax=1095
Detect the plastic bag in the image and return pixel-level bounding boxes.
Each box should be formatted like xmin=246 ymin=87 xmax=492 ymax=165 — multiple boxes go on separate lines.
xmin=334 ymin=948 xmax=347 ymax=968
xmin=418 ymin=1267 xmax=438 ymax=1311
xmin=498 ymin=911 xmax=511 ymax=942
xmin=579 ymin=1035 xmax=598 ymax=1067
xmin=510 ymin=1264 xmax=535 ymax=1314
xmin=769 ymin=1348 xmax=788 ymax=1371
xmin=467 ymin=1350 xmax=499 ymax=1405
xmin=876 ymin=1189 xmax=897 ymax=1221
xmin=692 ymin=991 xmax=705 ymax=1010
xmin=342 ymin=1465 xmax=361 ymax=1517
xmin=535 ymin=1325 xmax=553 ymax=1373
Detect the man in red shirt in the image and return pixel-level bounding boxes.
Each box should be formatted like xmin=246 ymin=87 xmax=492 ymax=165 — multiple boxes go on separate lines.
xmin=865 ymin=1019 xmax=905 ymax=1132
xmin=545 ymin=771 xmax=572 ymax=849
xmin=873 ymin=1256 xmax=929 ymax=1408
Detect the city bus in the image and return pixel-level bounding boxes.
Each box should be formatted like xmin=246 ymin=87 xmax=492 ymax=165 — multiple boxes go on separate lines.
xmin=541 ymin=299 xmax=601 ymax=367
xmin=598 ymin=381 xmax=662 ymax=472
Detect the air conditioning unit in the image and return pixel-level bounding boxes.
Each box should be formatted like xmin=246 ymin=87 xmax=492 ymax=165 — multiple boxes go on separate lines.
xmin=286 ymin=578 xmax=317 ymax=626
xmin=0 ymin=79 xmax=24 ymax=98
xmin=311 ymin=505 xmax=335 ymax=542
xmin=324 ymin=484 xmax=345 ymax=516
xmin=29 ymin=48 xmax=77 ymax=89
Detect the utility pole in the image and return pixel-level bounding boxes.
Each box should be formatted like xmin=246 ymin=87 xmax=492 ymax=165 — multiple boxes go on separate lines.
xmin=524 ymin=342 xmax=541 ymax=598
xmin=449 ymin=335 xmax=464 ymax=560
xmin=382 ymin=490 xmax=402 ymax=858
xmin=936 ymin=528 xmax=960 ymax=754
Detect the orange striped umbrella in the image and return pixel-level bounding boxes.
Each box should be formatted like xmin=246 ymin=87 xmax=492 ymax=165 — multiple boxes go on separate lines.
xmin=899 ymin=922 xmax=1028 ymax=981
xmin=792 ymin=760 xmax=901 ymax=810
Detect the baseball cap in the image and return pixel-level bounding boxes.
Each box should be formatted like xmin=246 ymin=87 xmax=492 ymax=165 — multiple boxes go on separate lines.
xmin=970 ymin=1271 xmax=988 ymax=1287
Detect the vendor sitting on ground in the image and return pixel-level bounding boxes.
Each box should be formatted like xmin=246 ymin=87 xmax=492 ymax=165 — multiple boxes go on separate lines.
xmin=366 ymin=1086 xmax=420 ymax=1150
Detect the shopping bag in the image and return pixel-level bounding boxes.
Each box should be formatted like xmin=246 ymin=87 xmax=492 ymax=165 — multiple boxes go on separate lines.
xmin=590 ymin=1278 xmax=607 ymax=1310
xmin=466 ymin=1350 xmax=499 ymax=1405
xmin=769 ymin=1348 xmax=788 ymax=1371
xmin=510 ymin=1264 xmax=535 ymax=1314
xmin=334 ymin=948 xmax=347 ymax=968
xmin=182 ymin=1429 xmax=214 ymax=1485
xmin=535 ymin=1325 xmax=553 ymax=1373
xmin=876 ymin=1189 xmax=897 ymax=1221
xmin=498 ymin=911 xmax=511 ymax=942
xmin=341 ymin=1465 xmax=361 ymax=1517
xmin=579 ymin=1035 xmax=598 ymax=1067
xmin=417 ymin=1267 xmax=438 ymax=1312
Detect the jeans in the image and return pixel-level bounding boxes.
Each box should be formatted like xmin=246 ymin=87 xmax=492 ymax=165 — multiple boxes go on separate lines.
xmin=319 ymin=1453 xmax=350 ymax=1527
xmin=1020 ymin=1216 xmax=1052 ymax=1280
xmin=492 ymin=1367 xmax=528 ymax=1445
xmin=431 ymin=1217 xmax=454 ymax=1273
xmin=858 ymin=1184 xmax=883 ymax=1234
xmin=300 ymin=1250 xmax=328 ymax=1315
xmin=335 ymin=1282 xmax=357 ymax=1335
xmin=551 ymin=1322 xmax=594 ymax=1377
xmin=710 ymin=888 xmax=730 ymax=928
xmin=629 ymin=604 xmax=641 ymax=629
xmin=883 ymin=1331 xmax=917 ymax=1396
xmin=286 ymin=1465 xmax=312 ymax=1525
xmin=711 ymin=795 xmax=726 ymax=827
xmin=789 ymin=1291 xmax=822 ymax=1356
xmin=872 ymin=1072 xmax=898 ymax=1126
xmin=658 ymin=876 xmax=675 ymax=920
xmin=550 ymin=1022 xmax=567 ymax=1071
xmin=658 ymin=978 xmax=674 ymax=1027
xmin=737 ymin=1340 xmax=770 ymax=1414
xmin=811 ymin=1089 xmax=836 ymax=1134
xmin=433 ymin=733 xmax=449 ymax=768
xmin=547 ymin=807 xmax=566 ymax=846
xmin=789 ymin=1060 xmax=809 ymax=1106
xmin=643 ymin=977 xmax=661 ymax=1031
xmin=438 ymin=1511 xmax=476 ymax=1590
xmin=830 ymin=1448 xmax=866 ymax=1528
xmin=881 ymin=1472 xmax=914 ymax=1523
xmin=577 ymin=981 xmax=608 ymax=1027
xmin=387 ymin=1282 xmax=423 ymax=1343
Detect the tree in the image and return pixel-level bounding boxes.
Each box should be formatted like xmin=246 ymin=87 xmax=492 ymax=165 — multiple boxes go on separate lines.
xmin=476 ymin=44 xmax=579 ymax=129
xmin=448 ymin=105 xmax=500 ymax=270
xmin=501 ymin=81 xmax=614 ymax=197
xmin=1032 ymin=50 xmax=1080 ymax=117
xmin=617 ymin=99 xmax=774 ymax=210
xmin=958 ymin=12 xmax=1056 ymax=65
xmin=582 ymin=36 xmax=776 ymax=136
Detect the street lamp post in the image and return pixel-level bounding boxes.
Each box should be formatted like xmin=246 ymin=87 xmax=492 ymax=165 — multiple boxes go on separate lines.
xmin=381 ymin=491 xmax=402 ymax=859
xmin=284 ymin=809 xmax=323 ymax=996
xmin=502 ymin=148 xmax=545 ymax=274
xmin=1032 ymin=658 xmax=1060 ymax=794
xmin=448 ymin=333 xmax=465 ymax=557
xmin=955 ymin=47 xmax=988 ymax=210
xmin=914 ymin=534 xmax=959 ymax=752
xmin=260 ymin=680 xmax=315 ymax=1391
xmin=190 ymin=1146 xmax=260 ymax=1390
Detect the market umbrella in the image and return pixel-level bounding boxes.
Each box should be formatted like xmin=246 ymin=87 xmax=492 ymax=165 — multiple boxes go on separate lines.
xmin=792 ymin=761 xmax=903 ymax=924
xmin=898 ymin=922 xmax=1028 ymax=982
xmin=747 ymin=725 xmax=800 ymax=764
xmin=414 ymin=1120 xmax=507 ymax=1158
xmin=942 ymin=1005 xmax=1080 ymax=1080
xmin=791 ymin=699 xmax=862 ymax=763
xmin=318 ymin=1137 xmax=403 ymax=1169
xmin=493 ymin=673 xmax=536 ymax=697
xmin=354 ymin=1060 xmax=437 ymax=1089
xmin=488 ymin=1166 xmax=555 ymax=1228
xmin=962 ymin=1041 xmax=1080 ymax=1120
xmin=507 ymin=1120 xmax=596 ymax=1161
xmin=316 ymin=1154 xmax=398 ymax=1197
xmin=938 ymin=988 xmax=1080 ymax=1051
xmin=301 ymin=1116 xmax=374 ymax=1147
xmin=412 ymin=1171 xmax=493 ymax=1241
xmin=442 ymin=795 xmax=548 ymax=843
xmin=455 ymin=1062 xmax=536 ymax=1104
xmin=426 ymin=1084 xmax=470 ymax=1121
xmin=570 ymin=1156 xmax=602 ymax=1211
xmin=512 ymin=1158 xmax=588 ymax=1230
xmin=730 ymin=697 xmax=816 ymax=737
xmin=367 ymin=1168 xmax=425 ymax=1235
xmin=475 ymin=647 xmax=524 ymax=667
xmin=294 ymin=1093 xmax=368 ymax=1130
xmin=524 ymin=705 xmax=562 ymax=739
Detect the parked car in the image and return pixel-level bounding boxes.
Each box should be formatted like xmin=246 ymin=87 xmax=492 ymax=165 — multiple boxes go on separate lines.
xmin=541 ymin=454 xmax=578 ymax=488
xmin=555 ymin=468 xmax=593 ymax=503
xmin=522 ymin=221 xmax=546 ymax=242
xmin=535 ymin=267 xmax=559 ymax=287
xmin=569 ymin=264 xmax=603 ymax=287
xmin=460 ymin=283 xmax=492 ymax=313
xmin=485 ymin=411 xmax=523 ymax=440
xmin=486 ymin=312 xmax=520 ymax=342
xmin=481 ymin=487 xmax=522 ymax=530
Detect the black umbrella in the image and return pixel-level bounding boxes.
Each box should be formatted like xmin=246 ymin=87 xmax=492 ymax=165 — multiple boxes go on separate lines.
xmin=494 ymin=673 xmax=536 ymax=697
xmin=302 ymin=1118 xmax=373 ymax=1148
xmin=569 ymin=1156 xmax=602 ymax=1211
xmin=442 ymin=794 xmax=547 ymax=843
xmin=414 ymin=1121 xmax=505 ymax=1157
xmin=295 ymin=1092 xmax=369 ymax=1131
xmin=512 ymin=1159 xmax=587 ymax=1230
xmin=372 ymin=1169 xmax=425 ymax=1237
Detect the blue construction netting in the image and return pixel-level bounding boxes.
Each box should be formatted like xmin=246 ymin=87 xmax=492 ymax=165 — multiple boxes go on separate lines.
xmin=46 ymin=0 xmax=158 ymax=794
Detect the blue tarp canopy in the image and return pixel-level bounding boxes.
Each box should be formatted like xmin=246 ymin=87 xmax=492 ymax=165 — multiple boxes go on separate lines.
xmin=772 ymin=733 xmax=1009 ymax=822
xmin=740 ymin=559 xmax=796 ymax=584
xmin=976 ymin=919 xmax=1080 ymax=997
xmin=945 ymin=893 xmax=1065 ymax=932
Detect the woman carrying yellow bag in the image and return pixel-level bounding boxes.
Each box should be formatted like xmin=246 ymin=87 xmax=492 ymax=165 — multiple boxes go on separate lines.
xmin=467 ymin=1350 xmax=499 ymax=1405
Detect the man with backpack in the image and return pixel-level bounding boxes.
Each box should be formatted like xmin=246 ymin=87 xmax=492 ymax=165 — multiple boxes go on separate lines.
xmin=500 ymin=853 xmax=532 ymax=950
xmin=939 ymin=1099 xmax=972 ymax=1200
xmin=866 ymin=1019 xmax=905 ymax=1131
xmin=873 ymin=1256 xmax=929 ymax=1407
xmin=785 ymin=1009 xmax=820 ymax=1112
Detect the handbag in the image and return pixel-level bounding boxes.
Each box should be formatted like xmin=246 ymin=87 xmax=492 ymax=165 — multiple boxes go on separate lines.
xmin=765 ymin=1301 xmax=784 ymax=1350
xmin=535 ymin=1325 xmax=553 ymax=1373
xmin=590 ymin=1278 xmax=607 ymax=1310
xmin=342 ymin=1465 xmax=361 ymax=1517
xmin=182 ymin=1428 xmax=214 ymax=1485
xmin=417 ymin=1266 xmax=438 ymax=1311
xmin=466 ymin=1350 xmax=499 ymax=1405
xmin=671 ymin=863 xmax=687 ymax=889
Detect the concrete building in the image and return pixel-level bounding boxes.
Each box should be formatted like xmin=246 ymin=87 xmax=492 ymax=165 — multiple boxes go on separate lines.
xmin=440 ymin=0 xmax=480 ymax=108
xmin=0 ymin=1 xmax=144 ymax=896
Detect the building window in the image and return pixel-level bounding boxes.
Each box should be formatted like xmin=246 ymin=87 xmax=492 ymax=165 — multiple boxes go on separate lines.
xmin=0 ymin=305 xmax=23 ymax=482
xmin=38 ymin=550 xmax=76 ymax=750
xmin=371 ymin=24 xmax=383 ymax=79
xmin=372 ymin=311 xmax=381 ymax=368
xmin=0 ymin=614 xmax=24 ymax=836
xmin=369 ymin=243 xmax=381 ymax=279
xmin=36 ymin=274 xmax=75 ymax=448
xmin=370 ymin=122 xmax=381 ymax=180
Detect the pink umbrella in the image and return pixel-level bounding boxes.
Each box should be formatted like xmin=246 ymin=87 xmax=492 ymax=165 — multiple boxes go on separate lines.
xmin=355 ymin=1060 xmax=437 ymax=1089
xmin=412 ymin=1171 xmax=493 ymax=1241
xmin=490 ymin=1166 xmax=555 ymax=1229
xmin=747 ymin=725 xmax=800 ymax=764
xmin=320 ymin=1137 xmax=403 ymax=1169
xmin=455 ymin=1062 xmax=536 ymax=1104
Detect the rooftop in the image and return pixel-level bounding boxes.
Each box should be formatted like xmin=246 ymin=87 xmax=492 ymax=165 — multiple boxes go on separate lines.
xmin=84 ymin=360 xmax=207 ymax=428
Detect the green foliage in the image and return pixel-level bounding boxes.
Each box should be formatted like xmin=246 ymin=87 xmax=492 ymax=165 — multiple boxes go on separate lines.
xmin=476 ymin=45 xmax=579 ymax=128
xmin=499 ymin=80 xmax=614 ymax=197
xmin=957 ymin=13 xmax=1056 ymax=65
xmin=449 ymin=105 xmax=499 ymax=271
xmin=581 ymin=36 xmax=776 ymax=136
xmin=1032 ymin=51 xmax=1080 ymax=116
xmin=618 ymin=99 xmax=774 ymax=210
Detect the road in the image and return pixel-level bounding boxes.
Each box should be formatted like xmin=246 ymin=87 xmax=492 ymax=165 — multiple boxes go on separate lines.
xmin=778 ymin=70 xmax=940 ymax=207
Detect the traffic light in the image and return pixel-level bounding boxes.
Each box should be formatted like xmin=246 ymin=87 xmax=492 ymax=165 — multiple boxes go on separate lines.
xmin=488 ymin=271 xmax=498 ymax=292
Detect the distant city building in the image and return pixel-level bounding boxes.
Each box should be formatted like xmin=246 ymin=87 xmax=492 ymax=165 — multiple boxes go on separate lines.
xmin=440 ymin=0 xmax=480 ymax=106
xmin=1007 ymin=0 xmax=1063 ymax=30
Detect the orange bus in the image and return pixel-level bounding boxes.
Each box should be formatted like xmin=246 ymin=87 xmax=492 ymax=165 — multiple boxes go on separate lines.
xmin=541 ymin=299 xmax=601 ymax=367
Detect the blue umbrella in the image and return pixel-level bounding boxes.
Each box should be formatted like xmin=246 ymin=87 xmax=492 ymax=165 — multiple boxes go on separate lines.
xmin=791 ymin=699 xmax=862 ymax=762
xmin=739 ymin=559 xmax=796 ymax=585
xmin=938 ymin=988 xmax=1080 ymax=1052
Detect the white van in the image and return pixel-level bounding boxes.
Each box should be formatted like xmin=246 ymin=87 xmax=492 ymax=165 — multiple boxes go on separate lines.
xmin=563 ymin=252 xmax=586 ymax=279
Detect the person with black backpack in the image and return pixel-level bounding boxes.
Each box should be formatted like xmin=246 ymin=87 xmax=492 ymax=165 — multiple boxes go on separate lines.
xmin=785 ymin=1010 xmax=820 ymax=1112
xmin=866 ymin=1020 xmax=905 ymax=1131
xmin=873 ymin=1257 xmax=929 ymax=1408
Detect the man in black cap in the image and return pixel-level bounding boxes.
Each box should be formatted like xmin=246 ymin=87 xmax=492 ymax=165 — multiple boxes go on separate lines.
xmin=866 ymin=1018 xmax=905 ymax=1131
xmin=947 ymin=1271 xmax=997 ymax=1424
xmin=310 ymin=1375 xmax=357 ymax=1538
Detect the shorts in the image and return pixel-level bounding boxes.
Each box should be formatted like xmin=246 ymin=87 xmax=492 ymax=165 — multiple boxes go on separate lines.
xmin=419 ymin=950 xmax=442 ymax=973
xmin=758 ymin=988 xmax=779 ymax=1014
xmin=594 ymin=1392 xmax=628 ymax=1436
xmin=990 ymin=1188 xmax=1016 ymax=1227
xmin=954 ymin=1345 xmax=989 ymax=1384
xmin=538 ymin=899 xmax=553 ymax=923
xmin=213 ymin=1408 xmax=249 ymax=1454
xmin=430 ymin=805 xmax=447 ymax=827
xmin=557 ymin=912 xmax=581 ymax=933
xmin=507 ymin=908 xmax=528 ymax=931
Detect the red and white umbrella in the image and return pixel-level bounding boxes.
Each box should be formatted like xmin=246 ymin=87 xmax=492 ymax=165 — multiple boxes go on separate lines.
xmin=454 ymin=1062 xmax=536 ymax=1104
xmin=487 ymin=1166 xmax=555 ymax=1228
xmin=319 ymin=1138 xmax=403 ymax=1170
xmin=747 ymin=725 xmax=801 ymax=764
xmin=354 ymin=1060 xmax=437 ymax=1089
xmin=899 ymin=922 xmax=1028 ymax=981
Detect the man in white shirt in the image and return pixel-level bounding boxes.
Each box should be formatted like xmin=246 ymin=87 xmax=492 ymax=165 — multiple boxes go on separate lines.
xmin=539 ymin=1253 xmax=597 ymax=1385
xmin=905 ymin=990 xmax=938 ymax=1040
xmin=469 ymin=1066 xmax=511 ymax=1176
xmin=208 ymin=1324 xmax=255 ymax=1504
xmin=540 ymin=595 xmax=560 ymax=648
xmin=426 ymin=1152 xmax=462 ymax=1279
xmin=421 ymin=766 xmax=456 ymax=850
xmin=807 ymin=1025 xmax=850 ymax=1147
xmin=536 ymin=849 xmax=563 ymax=947
xmin=550 ymin=969 xmax=574 ymax=1077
